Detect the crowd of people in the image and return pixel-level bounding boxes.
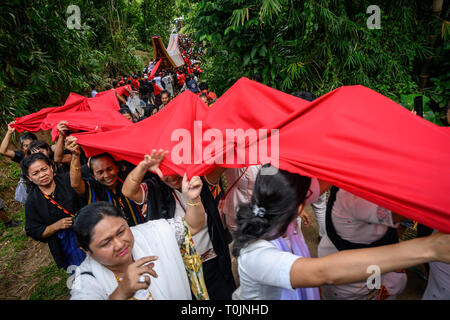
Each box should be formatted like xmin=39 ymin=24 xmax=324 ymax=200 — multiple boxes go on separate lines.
xmin=91 ymin=35 xmax=216 ymax=125
xmin=1 ymin=34 xmax=449 ymax=301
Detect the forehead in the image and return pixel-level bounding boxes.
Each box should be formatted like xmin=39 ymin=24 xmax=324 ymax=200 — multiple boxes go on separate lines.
xmin=22 ymin=139 xmax=33 ymax=146
xmin=28 ymin=160 xmax=49 ymax=172
xmin=91 ymin=157 xmax=116 ymax=170
xmin=91 ymin=216 xmax=128 ymax=243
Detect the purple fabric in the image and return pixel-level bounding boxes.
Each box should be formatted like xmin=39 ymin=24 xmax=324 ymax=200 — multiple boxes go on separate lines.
xmin=271 ymin=224 xmax=321 ymax=300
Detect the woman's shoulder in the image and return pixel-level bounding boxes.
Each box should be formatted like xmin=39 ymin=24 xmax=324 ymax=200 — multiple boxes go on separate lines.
xmin=70 ymin=257 xmax=109 ymax=300
xmin=132 ymin=218 xmax=172 ymax=233
xmin=240 ymin=239 xmax=276 ymax=255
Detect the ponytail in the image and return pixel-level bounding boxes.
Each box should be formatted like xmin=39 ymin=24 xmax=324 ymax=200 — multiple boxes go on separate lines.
xmin=232 ymin=165 xmax=311 ymax=257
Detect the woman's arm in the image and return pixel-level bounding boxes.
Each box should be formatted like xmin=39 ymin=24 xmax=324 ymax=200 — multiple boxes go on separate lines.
xmin=122 ymin=150 xmax=168 ymax=203
xmin=0 ymin=121 xmax=17 ymax=159
xmin=181 ymin=174 xmax=206 ymax=235
xmin=289 ymin=232 xmax=450 ymax=288
xmin=65 ymin=136 xmax=85 ymax=195
xmin=41 ymin=218 xmax=73 ymax=238
xmin=53 ymin=121 xmax=70 ymax=164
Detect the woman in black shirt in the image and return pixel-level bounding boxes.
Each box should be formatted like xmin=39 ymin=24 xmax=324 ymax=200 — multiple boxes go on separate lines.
xmin=22 ymin=153 xmax=85 ymax=269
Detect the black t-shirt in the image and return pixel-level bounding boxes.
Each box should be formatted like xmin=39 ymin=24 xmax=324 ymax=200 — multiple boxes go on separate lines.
xmin=12 ymin=150 xmax=25 ymax=163
xmin=24 ymin=173 xmax=83 ymax=268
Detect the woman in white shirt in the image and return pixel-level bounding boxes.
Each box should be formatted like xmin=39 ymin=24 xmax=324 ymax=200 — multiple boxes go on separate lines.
xmin=70 ymin=161 xmax=206 ymax=300
xmin=232 ymin=164 xmax=450 ymax=300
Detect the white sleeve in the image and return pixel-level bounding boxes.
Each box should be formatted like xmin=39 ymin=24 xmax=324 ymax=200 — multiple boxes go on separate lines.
xmin=70 ymin=273 xmax=109 ymax=300
xmin=166 ymin=216 xmax=185 ymax=247
xmin=239 ymin=242 xmax=299 ymax=290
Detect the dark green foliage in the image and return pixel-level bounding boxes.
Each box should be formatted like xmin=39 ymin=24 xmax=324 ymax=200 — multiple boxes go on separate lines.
xmin=186 ymin=0 xmax=448 ymax=121
xmin=0 ymin=0 xmax=176 ymax=125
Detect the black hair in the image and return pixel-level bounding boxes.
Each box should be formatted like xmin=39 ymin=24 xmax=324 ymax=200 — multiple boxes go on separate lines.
xmin=19 ymin=132 xmax=38 ymax=149
xmin=143 ymin=105 xmax=156 ymax=117
xmin=73 ymin=202 xmax=124 ymax=252
xmin=198 ymin=82 xmax=208 ymax=91
xmin=292 ymin=91 xmax=317 ymax=102
xmin=118 ymin=108 xmax=132 ymax=116
xmin=160 ymin=90 xmax=170 ymax=98
xmin=112 ymin=80 xmax=118 ymax=87
xmin=20 ymin=153 xmax=55 ymax=189
xmin=91 ymin=84 xmax=96 ymax=90
xmin=26 ymin=140 xmax=51 ymax=156
xmin=232 ymin=164 xmax=311 ymax=257
xmin=88 ymin=152 xmax=117 ymax=170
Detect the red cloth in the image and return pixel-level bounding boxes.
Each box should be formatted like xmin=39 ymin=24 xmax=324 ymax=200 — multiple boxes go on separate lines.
xmin=153 ymin=83 xmax=163 ymax=96
xmin=95 ymin=85 xmax=132 ymax=99
xmin=190 ymin=78 xmax=450 ymax=233
xmin=42 ymin=90 xmax=131 ymax=141
xmin=150 ymin=59 xmax=162 ymax=79
xmin=132 ymin=79 xmax=140 ymax=90
xmin=88 ymin=89 xmax=121 ymax=112
xmin=12 ymin=94 xmax=89 ymax=133
xmin=74 ymin=91 xmax=209 ymax=174
xmin=13 ymin=88 xmax=128 ymax=137
xmin=44 ymin=110 xmax=132 ymax=141
xmin=73 ymin=77 xmax=450 ymax=233
xmin=177 ymin=73 xmax=186 ymax=86
xmin=197 ymin=90 xmax=217 ymax=101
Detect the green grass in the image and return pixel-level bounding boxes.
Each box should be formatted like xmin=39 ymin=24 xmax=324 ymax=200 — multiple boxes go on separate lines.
xmin=0 ymin=209 xmax=27 ymax=267
xmin=29 ymin=264 xmax=70 ymax=300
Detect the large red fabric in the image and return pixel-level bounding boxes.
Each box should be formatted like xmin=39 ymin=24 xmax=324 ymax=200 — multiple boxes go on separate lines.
xmin=74 ymin=90 xmax=209 ymax=174
xmin=87 ymin=89 xmax=121 ymax=112
xmin=43 ymin=110 xmax=132 ymax=141
xmin=12 ymin=88 xmax=129 ymax=138
xmin=73 ymin=78 xmax=450 ymax=233
xmin=12 ymin=94 xmax=89 ymax=133
xmin=95 ymin=85 xmax=132 ymax=98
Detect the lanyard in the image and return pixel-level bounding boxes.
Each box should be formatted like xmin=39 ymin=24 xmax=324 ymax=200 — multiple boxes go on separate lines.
xmin=42 ymin=192 xmax=74 ymax=217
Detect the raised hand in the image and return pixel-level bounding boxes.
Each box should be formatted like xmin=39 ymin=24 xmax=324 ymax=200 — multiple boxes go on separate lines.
xmin=65 ymin=136 xmax=80 ymax=155
xmin=7 ymin=121 xmax=15 ymax=133
xmin=182 ymin=173 xmax=203 ymax=201
xmin=57 ymin=121 xmax=69 ymax=136
xmin=139 ymin=149 xmax=169 ymax=179
xmin=116 ymin=256 xmax=158 ymax=299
